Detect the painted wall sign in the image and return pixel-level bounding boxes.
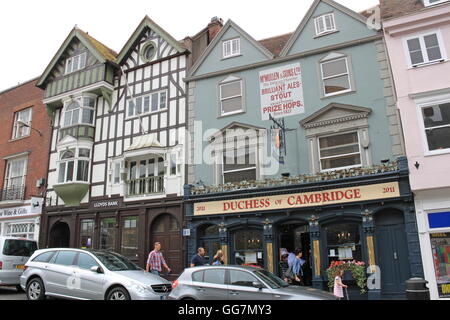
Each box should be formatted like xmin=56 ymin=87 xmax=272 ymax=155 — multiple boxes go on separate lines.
xmin=259 ymin=63 xmax=305 ymax=120
xmin=194 ymin=182 xmax=400 ymax=216
xmin=0 ymin=205 xmax=39 ymax=219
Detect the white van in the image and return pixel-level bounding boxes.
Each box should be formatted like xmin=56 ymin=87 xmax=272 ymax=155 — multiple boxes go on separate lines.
xmin=0 ymin=237 xmax=38 ymax=290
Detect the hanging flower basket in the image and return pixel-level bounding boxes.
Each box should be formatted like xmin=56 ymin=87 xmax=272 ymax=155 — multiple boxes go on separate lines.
xmin=326 ymin=260 xmax=367 ymax=294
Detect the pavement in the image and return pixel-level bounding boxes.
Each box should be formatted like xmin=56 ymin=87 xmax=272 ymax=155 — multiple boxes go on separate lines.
xmin=0 ymin=286 xmax=27 ymax=300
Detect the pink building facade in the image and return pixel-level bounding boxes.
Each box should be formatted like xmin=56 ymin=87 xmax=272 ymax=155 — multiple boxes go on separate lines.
xmin=383 ymin=0 xmax=450 ymax=300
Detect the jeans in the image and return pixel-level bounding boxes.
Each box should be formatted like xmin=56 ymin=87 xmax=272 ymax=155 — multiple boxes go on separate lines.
xmin=150 ymin=270 xmax=160 ymax=276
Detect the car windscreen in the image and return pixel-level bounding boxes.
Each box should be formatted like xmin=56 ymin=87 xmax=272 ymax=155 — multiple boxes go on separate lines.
xmin=91 ymin=251 xmax=140 ymax=271
xmin=253 ymin=269 xmax=289 ymax=289
xmin=2 ymin=239 xmax=38 ymax=257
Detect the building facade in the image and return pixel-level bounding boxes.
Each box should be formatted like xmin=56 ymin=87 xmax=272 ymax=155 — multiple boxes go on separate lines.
xmin=184 ymin=0 xmax=424 ymax=299
xmin=0 ymin=79 xmax=51 ymax=241
xmin=36 ymin=16 xmax=220 ymax=276
xmin=382 ymin=0 xmax=450 ymax=300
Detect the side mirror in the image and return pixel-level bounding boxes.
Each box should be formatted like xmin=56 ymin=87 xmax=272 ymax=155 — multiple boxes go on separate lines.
xmin=90 ymin=266 xmax=103 ymax=274
xmin=253 ymin=282 xmax=265 ymax=289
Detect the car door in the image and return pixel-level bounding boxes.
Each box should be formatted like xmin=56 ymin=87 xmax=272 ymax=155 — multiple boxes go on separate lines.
xmin=45 ymin=250 xmax=79 ymax=298
xmin=190 ymin=268 xmax=228 ymax=300
xmin=73 ymin=252 xmax=105 ymax=300
xmin=228 ymin=269 xmax=273 ymax=300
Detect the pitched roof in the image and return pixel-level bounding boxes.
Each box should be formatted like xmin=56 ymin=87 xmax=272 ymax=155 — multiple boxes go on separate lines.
xmin=37 ymin=28 xmax=118 ymax=88
xmin=258 ymin=32 xmax=293 ymax=57
xmin=380 ymin=0 xmax=424 ymax=20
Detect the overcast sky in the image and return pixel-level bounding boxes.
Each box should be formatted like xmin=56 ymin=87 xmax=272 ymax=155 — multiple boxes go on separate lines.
xmin=0 ymin=0 xmax=378 ymax=91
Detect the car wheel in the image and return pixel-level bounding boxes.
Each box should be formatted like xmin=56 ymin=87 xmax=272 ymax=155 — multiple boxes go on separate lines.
xmin=26 ymin=278 xmax=46 ymax=300
xmin=107 ymin=287 xmax=131 ymax=300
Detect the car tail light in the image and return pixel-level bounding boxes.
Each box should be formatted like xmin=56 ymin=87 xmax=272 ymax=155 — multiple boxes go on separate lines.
xmin=0 ymin=261 xmax=2 ymax=270
xmin=172 ymin=280 xmax=179 ymax=290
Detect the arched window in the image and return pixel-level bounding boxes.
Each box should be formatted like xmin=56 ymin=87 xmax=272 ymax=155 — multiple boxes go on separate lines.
xmin=58 ymin=147 xmax=91 ymax=183
xmin=63 ymin=96 xmax=95 ymax=127
xmin=325 ymin=222 xmax=362 ymax=263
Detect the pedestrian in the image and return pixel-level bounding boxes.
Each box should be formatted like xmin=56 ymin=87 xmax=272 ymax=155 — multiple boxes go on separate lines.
xmin=212 ymin=249 xmax=225 ymax=265
xmin=190 ymin=247 xmax=207 ymax=267
xmin=333 ymin=269 xmax=348 ymax=300
xmin=279 ymin=253 xmax=290 ymax=282
xmin=292 ymin=249 xmax=306 ymax=286
xmin=146 ymin=242 xmax=171 ymax=276
xmin=287 ymin=248 xmax=299 ymax=268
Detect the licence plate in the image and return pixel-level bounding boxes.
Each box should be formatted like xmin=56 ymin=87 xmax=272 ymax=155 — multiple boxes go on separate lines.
xmin=15 ymin=265 xmax=25 ymax=270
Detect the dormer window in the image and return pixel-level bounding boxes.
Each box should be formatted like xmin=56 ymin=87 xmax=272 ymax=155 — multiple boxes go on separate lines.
xmin=65 ymin=52 xmax=87 ymax=74
xmin=423 ymin=0 xmax=449 ymax=7
xmin=223 ymin=38 xmax=240 ymax=59
xmin=314 ymin=13 xmax=337 ymax=36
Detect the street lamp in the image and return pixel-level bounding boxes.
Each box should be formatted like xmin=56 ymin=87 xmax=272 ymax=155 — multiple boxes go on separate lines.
xmin=16 ymin=120 xmax=42 ymax=136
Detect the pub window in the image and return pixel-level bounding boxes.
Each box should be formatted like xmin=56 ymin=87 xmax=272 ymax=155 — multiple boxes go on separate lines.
xmin=121 ymin=217 xmax=139 ymax=259
xmin=420 ymin=102 xmax=450 ymax=152
xmin=318 ymin=132 xmax=361 ymax=172
xmin=325 ymin=222 xmax=362 ymax=263
xmin=234 ymin=230 xmax=264 ymax=267
xmin=100 ymin=218 xmax=116 ymax=251
xmin=80 ymin=219 xmax=95 ymax=249
xmin=223 ymin=136 xmax=256 ymax=183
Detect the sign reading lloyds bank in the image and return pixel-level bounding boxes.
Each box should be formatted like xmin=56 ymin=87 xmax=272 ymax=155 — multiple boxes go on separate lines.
xmin=259 ymin=63 xmax=305 ymax=120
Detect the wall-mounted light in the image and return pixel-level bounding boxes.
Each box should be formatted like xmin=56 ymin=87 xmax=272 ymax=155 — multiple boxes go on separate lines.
xmin=16 ymin=120 xmax=42 ymax=136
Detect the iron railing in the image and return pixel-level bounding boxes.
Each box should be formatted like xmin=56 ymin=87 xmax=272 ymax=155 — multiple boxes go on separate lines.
xmin=1 ymin=185 xmax=26 ymax=201
xmin=126 ymin=176 xmax=164 ymax=197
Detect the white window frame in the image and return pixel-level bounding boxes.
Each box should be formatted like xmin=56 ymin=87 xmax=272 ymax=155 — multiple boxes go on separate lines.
xmin=12 ymin=107 xmax=32 ymax=139
xmin=57 ymin=147 xmax=91 ymax=184
xmin=403 ymin=30 xmax=447 ymax=68
xmin=65 ymin=52 xmax=87 ymax=75
xmin=62 ymin=95 xmax=96 ymax=128
xmin=128 ymin=156 xmax=165 ymax=181
xmin=320 ymin=57 xmax=352 ymax=97
xmin=127 ymin=90 xmax=168 ymax=118
xmin=4 ymin=157 xmax=28 ymax=189
xmin=222 ymin=136 xmax=257 ymax=184
xmin=415 ymin=94 xmax=450 ymax=156
xmin=314 ymin=13 xmax=337 ymax=36
xmin=112 ymin=161 xmax=121 ymax=185
xmin=222 ymin=38 xmax=241 ymax=59
xmin=5 ymin=222 xmax=35 ymax=240
xmin=318 ymin=131 xmax=362 ymax=172
xmin=423 ymin=0 xmax=449 ymax=7
xmin=219 ymin=79 xmax=244 ymax=116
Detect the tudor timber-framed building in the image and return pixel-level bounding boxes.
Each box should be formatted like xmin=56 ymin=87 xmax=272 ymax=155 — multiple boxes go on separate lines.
xmin=36 ymin=16 xmax=222 ymax=276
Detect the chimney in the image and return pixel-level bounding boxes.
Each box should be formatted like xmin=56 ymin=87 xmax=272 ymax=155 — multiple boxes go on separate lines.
xmin=207 ymin=16 xmax=223 ymax=44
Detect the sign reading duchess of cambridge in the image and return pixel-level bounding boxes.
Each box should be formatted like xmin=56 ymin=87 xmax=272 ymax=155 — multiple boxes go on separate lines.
xmin=194 ymin=182 xmax=400 ymax=216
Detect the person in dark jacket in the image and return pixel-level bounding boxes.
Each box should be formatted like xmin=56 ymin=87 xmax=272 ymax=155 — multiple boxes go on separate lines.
xmin=190 ymin=247 xmax=207 ymax=267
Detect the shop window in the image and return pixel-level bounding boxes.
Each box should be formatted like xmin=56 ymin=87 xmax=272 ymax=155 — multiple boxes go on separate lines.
xmin=325 ymin=222 xmax=362 ymax=263
xmin=420 ymin=102 xmax=450 ymax=152
xmin=5 ymin=223 xmax=35 ymax=240
xmin=12 ymin=107 xmax=32 ymax=139
xmin=430 ymin=233 xmax=450 ymax=298
xmin=100 ymin=218 xmax=116 ymax=251
xmin=80 ymin=219 xmax=95 ymax=249
xmin=318 ymin=132 xmax=362 ymax=171
xmin=121 ymin=217 xmax=139 ymax=259
xmin=234 ymin=230 xmax=264 ymax=267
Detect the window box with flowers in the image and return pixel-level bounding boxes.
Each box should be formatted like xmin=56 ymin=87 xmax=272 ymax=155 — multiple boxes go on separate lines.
xmin=326 ymin=260 xmax=367 ymax=294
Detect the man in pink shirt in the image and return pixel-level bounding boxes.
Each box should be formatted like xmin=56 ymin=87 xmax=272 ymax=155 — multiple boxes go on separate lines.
xmin=146 ymin=242 xmax=171 ymax=276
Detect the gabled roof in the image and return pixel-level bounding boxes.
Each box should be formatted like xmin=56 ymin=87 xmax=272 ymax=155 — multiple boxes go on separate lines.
xmin=116 ymin=15 xmax=187 ymax=65
xmin=280 ymin=0 xmax=371 ymax=57
xmin=258 ymin=32 xmax=293 ymax=57
xmin=37 ymin=28 xmax=117 ymax=88
xmin=188 ymin=19 xmax=275 ymax=77
xmin=300 ymin=103 xmax=372 ymax=128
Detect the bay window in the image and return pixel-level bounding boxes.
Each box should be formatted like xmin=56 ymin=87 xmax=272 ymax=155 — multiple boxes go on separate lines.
xmin=58 ymin=148 xmax=91 ymax=183
xmin=127 ymin=157 xmax=165 ymax=196
xmin=63 ymin=96 xmax=95 ymax=127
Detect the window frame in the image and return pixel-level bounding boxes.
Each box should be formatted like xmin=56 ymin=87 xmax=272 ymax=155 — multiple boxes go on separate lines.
xmin=222 ymin=38 xmax=241 ymax=59
xmin=320 ymin=56 xmax=352 ymax=97
xmin=219 ymin=79 xmax=244 ymax=116
xmin=403 ymin=30 xmax=447 ymax=68
xmin=423 ymin=0 xmax=449 ymax=6
xmin=4 ymin=157 xmax=28 ymax=189
xmin=12 ymin=107 xmax=32 ymax=140
xmin=416 ymin=95 xmax=450 ymax=156
xmin=317 ymin=131 xmax=362 ymax=172
xmin=314 ymin=13 xmax=337 ymax=36
xmin=127 ymin=90 xmax=168 ymax=119
xmin=65 ymin=52 xmax=87 ymax=75
xmin=62 ymin=95 xmax=96 ymax=128
xmin=222 ymin=135 xmax=257 ymax=184
xmin=57 ymin=147 xmax=91 ymax=184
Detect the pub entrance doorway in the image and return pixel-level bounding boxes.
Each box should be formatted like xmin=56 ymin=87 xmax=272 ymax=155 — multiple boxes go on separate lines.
xmin=278 ymin=222 xmax=312 ymax=286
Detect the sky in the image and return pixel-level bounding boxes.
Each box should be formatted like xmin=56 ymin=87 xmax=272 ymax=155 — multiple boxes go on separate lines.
xmin=0 ymin=0 xmax=379 ymax=91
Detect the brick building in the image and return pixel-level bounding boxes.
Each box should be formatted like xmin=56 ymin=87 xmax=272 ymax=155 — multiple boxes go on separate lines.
xmin=0 ymin=78 xmax=52 ymax=240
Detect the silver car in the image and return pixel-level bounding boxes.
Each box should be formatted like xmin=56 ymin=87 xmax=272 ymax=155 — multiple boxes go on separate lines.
xmin=20 ymin=248 xmax=172 ymax=300
xmin=169 ymin=265 xmax=335 ymax=300
xmin=0 ymin=236 xmax=38 ymax=290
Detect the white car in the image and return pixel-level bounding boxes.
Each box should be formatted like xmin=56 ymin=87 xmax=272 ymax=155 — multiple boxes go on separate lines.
xmin=0 ymin=236 xmax=38 ymax=290
xmin=20 ymin=248 xmax=172 ymax=300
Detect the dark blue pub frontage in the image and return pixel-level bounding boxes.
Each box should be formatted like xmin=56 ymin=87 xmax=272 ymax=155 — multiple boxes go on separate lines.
xmin=184 ymin=157 xmax=424 ymax=300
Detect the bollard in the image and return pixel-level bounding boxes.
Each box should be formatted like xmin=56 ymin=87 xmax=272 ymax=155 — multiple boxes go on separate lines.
xmin=405 ymin=278 xmax=430 ymax=300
